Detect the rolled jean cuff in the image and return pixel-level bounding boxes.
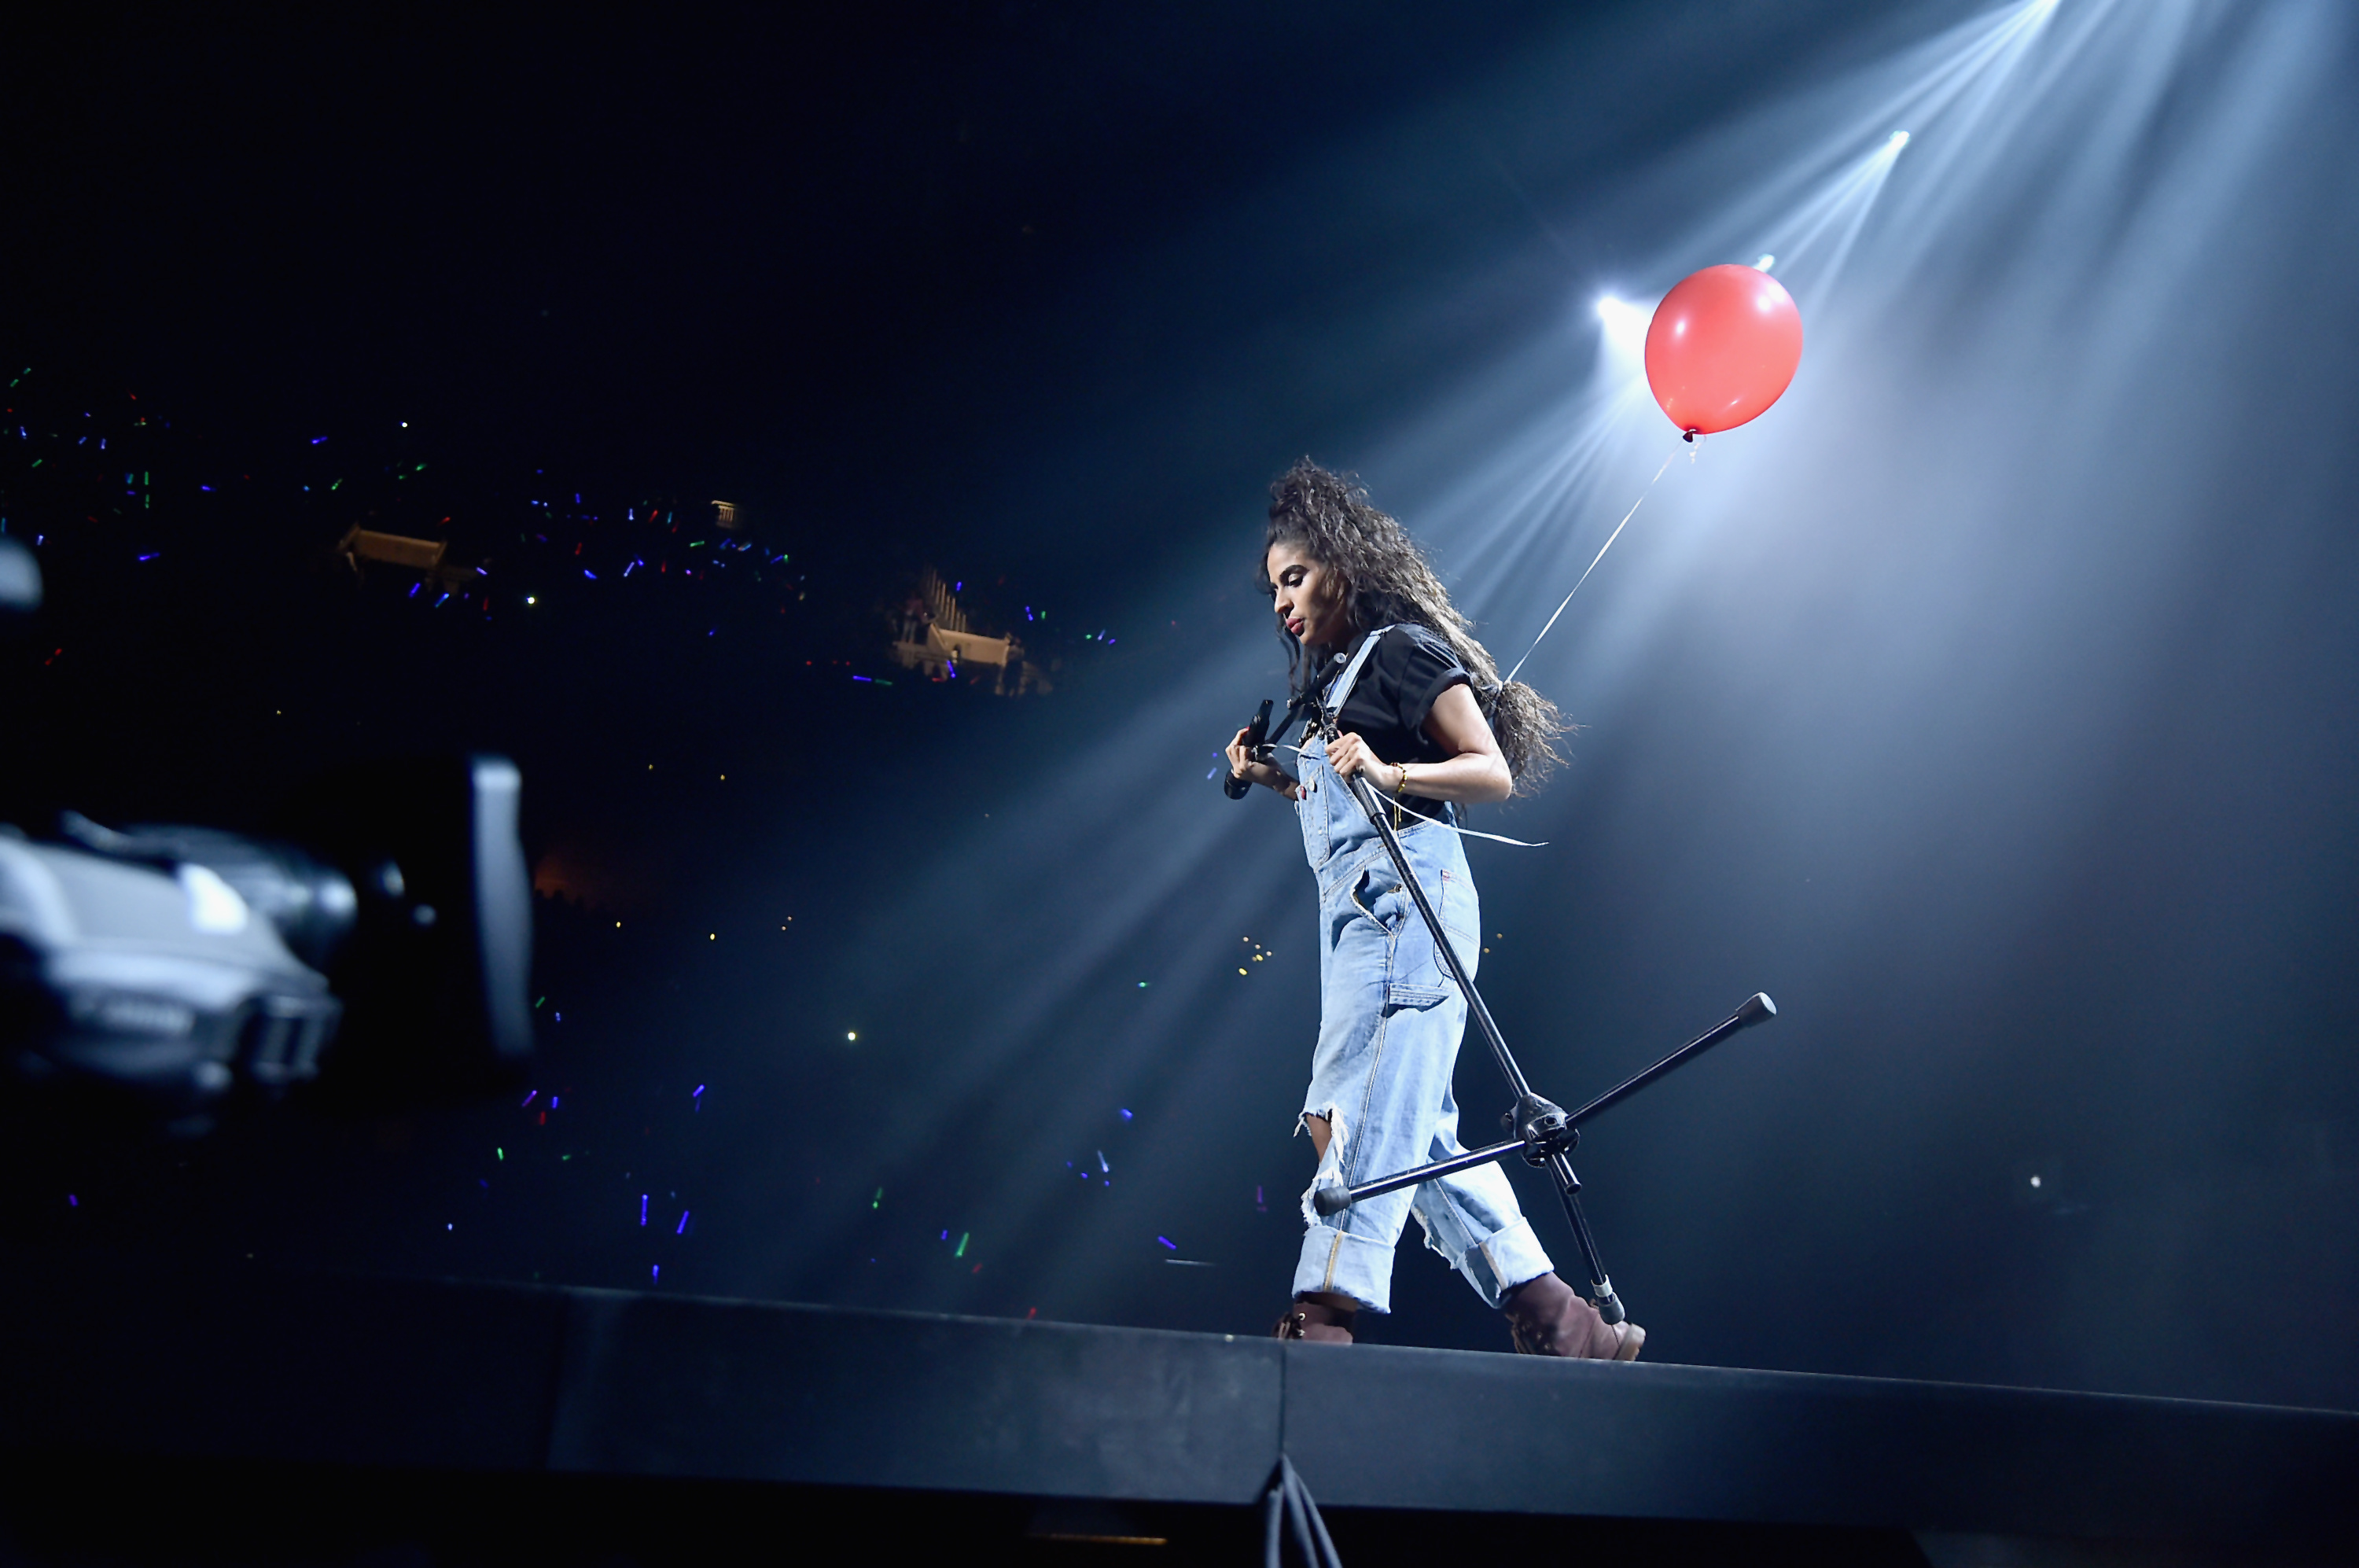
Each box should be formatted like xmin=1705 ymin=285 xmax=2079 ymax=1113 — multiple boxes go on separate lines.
xmin=1293 ymin=1224 xmax=1404 ymax=1314
xmin=1470 ymin=1216 xmax=1554 ymax=1305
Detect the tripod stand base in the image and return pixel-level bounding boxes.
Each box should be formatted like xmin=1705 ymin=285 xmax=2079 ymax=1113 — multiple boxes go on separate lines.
xmin=1315 ymin=992 xmax=1783 ymax=1315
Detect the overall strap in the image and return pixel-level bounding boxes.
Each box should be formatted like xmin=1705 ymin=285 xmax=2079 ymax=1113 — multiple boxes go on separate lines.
xmin=1319 ymin=624 xmax=1400 ymax=723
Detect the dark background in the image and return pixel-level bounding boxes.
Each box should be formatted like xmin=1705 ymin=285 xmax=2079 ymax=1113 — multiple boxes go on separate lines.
xmin=2 ymin=0 xmax=2353 ymax=1412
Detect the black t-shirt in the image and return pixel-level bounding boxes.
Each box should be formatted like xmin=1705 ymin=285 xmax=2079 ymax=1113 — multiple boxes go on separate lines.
xmin=1305 ymin=625 xmax=1478 ymax=804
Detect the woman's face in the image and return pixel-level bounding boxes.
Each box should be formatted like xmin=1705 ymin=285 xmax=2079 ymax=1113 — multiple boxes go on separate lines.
xmin=1266 ymin=540 xmax=1352 ymax=648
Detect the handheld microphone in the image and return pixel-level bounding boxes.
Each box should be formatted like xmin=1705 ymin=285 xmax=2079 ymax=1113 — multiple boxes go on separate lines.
xmin=1223 ymin=699 xmax=1274 ymax=799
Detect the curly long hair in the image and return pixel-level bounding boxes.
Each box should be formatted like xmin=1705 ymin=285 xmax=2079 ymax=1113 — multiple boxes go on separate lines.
xmin=1260 ymin=458 xmax=1566 ymax=795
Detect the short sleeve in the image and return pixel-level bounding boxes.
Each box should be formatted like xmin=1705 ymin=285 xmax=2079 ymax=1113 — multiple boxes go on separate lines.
xmin=1384 ymin=625 xmax=1471 ymax=735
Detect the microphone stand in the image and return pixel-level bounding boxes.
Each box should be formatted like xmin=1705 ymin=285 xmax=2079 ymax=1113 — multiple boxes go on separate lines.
xmin=1283 ymin=690 xmax=1777 ymax=1325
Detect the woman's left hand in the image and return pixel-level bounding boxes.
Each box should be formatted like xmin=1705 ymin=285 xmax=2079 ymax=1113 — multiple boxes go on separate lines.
xmin=1326 ymin=732 xmax=1402 ymax=794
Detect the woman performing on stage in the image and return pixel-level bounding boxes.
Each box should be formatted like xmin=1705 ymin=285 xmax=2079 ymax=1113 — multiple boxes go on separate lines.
xmin=1224 ymin=460 xmax=1643 ymax=1360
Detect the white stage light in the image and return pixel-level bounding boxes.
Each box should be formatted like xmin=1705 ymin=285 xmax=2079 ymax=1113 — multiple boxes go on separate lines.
xmin=1595 ymin=295 xmax=1651 ymax=359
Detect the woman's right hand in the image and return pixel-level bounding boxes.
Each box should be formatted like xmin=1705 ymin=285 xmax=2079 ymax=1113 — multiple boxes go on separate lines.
xmin=1227 ymin=727 xmax=1302 ymax=801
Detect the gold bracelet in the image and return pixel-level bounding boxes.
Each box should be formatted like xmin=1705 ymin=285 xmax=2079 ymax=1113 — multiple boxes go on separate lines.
xmin=1397 ymin=762 xmax=1411 ymax=795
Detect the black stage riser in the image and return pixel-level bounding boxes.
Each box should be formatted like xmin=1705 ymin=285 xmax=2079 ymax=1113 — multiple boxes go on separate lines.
xmin=1 ymin=1269 xmax=2350 ymax=1560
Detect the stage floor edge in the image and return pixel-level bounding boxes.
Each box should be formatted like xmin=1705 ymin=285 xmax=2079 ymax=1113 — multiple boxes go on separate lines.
xmin=0 ymin=1267 xmax=2350 ymax=1562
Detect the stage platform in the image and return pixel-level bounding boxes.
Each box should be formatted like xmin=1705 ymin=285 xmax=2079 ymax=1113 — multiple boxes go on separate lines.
xmin=0 ymin=1267 xmax=2350 ymax=1565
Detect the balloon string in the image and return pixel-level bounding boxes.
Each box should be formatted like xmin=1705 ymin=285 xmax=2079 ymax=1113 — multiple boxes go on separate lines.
xmin=1501 ymin=446 xmax=1680 ymax=688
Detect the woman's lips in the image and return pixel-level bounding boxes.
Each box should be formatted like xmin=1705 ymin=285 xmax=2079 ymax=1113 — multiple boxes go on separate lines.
xmin=1287 ymin=617 xmax=1305 ymax=637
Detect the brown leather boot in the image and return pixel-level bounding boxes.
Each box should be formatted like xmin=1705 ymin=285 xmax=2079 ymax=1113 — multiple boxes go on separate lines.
xmin=1272 ymin=1294 xmax=1357 ymax=1343
xmin=1500 ymin=1272 xmax=1644 ymax=1360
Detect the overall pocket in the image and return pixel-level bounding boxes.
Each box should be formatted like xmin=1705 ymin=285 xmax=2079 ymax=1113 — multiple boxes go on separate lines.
xmin=1435 ymin=864 xmax=1480 ymax=986
xmin=1353 ymin=837 xmax=1479 ymax=992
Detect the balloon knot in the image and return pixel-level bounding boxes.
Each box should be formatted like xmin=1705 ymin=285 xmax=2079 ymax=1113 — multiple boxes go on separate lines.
xmin=1683 ymin=429 xmax=1698 ymax=443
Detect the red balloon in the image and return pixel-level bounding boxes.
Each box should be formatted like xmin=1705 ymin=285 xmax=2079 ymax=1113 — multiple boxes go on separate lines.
xmin=1643 ymin=264 xmax=1804 ymax=436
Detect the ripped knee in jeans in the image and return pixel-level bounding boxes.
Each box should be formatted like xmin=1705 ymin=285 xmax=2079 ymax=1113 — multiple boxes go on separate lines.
xmin=1297 ymin=1106 xmax=1350 ymax=1224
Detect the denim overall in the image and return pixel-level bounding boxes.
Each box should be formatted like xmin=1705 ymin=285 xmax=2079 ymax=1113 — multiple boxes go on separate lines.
xmin=1290 ymin=646 xmax=1555 ymax=1313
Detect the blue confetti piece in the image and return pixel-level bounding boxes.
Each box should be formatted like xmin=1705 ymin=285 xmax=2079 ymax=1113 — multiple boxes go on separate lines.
xmin=676 ymin=1210 xmax=691 ymax=1235
xmin=1157 ymin=1236 xmax=1177 ymax=1250
xmin=1121 ymin=1109 xmax=1133 ymax=1121
xmin=639 ymin=1194 xmax=648 ymax=1225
